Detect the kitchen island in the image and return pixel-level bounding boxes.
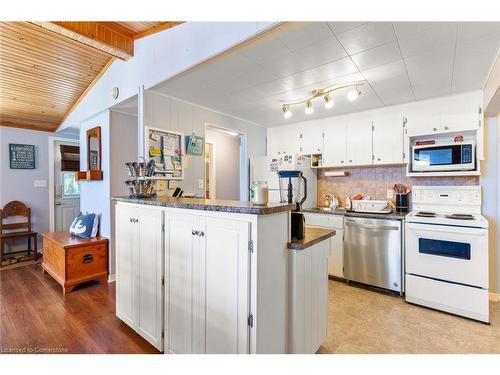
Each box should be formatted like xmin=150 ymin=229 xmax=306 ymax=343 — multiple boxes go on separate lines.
xmin=112 ymin=197 xmax=334 ymax=354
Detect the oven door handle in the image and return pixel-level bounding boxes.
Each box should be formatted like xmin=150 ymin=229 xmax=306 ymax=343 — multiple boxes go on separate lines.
xmin=345 ymin=221 xmax=399 ymax=231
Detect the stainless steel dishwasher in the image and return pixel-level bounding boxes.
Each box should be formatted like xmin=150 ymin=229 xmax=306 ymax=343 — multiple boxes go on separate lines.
xmin=343 ymin=216 xmax=402 ymax=293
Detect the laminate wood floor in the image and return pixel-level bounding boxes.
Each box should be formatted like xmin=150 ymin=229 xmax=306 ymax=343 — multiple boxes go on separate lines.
xmin=2 ymin=265 xmax=499 ymax=354
xmin=318 ymin=280 xmax=500 ymax=354
xmin=0 ymin=264 xmax=159 ymax=354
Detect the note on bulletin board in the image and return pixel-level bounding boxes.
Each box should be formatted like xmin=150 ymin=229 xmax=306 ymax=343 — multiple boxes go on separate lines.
xmin=163 ymin=133 xmax=179 ymax=156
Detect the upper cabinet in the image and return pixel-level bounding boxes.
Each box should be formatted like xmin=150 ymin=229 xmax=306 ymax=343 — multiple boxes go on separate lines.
xmin=323 ymin=119 xmax=347 ymax=167
xmin=372 ymin=110 xmax=405 ymax=165
xmin=405 ymin=91 xmax=482 ymax=136
xmin=266 ymin=90 xmax=483 ymax=168
xmin=299 ymin=124 xmax=323 ymax=155
xmin=267 ymin=126 xmax=300 ymax=158
xmin=345 ymin=114 xmax=373 ymax=166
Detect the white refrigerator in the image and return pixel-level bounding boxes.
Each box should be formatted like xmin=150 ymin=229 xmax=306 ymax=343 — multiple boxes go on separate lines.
xmin=249 ymin=155 xmax=317 ymax=209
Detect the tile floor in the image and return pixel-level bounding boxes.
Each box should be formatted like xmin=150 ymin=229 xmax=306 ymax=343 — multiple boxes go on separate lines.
xmin=317 ymin=280 xmax=500 ymax=354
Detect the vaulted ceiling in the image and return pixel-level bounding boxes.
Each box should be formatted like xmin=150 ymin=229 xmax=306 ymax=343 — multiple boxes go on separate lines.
xmin=151 ymin=22 xmax=500 ymax=127
xmin=0 ymin=21 xmax=182 ymax=132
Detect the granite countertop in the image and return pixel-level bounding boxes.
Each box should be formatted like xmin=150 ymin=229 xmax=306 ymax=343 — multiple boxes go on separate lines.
xmin=303 ymin=207 xmax=408 ymax=221
xmin=112 ymin=196 xmax=295 ymax=215
xmin=288 ymin=226 xmax=336 ymax=251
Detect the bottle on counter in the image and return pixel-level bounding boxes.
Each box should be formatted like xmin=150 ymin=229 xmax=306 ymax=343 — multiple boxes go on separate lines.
xmin=345 ymin=196 xmax=352 ymax=210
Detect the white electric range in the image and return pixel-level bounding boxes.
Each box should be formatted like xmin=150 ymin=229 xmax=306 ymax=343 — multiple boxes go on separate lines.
xmin=405 ymin=186 xmax=489 ymax=323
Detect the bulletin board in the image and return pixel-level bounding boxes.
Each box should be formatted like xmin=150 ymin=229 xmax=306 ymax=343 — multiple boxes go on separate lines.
xmin=145 ymin=127 xmax=184 ymax=180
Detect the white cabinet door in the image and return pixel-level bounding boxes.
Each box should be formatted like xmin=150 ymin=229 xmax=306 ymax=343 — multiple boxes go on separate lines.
xmin=328 ymin=229 xmax=344 ymax=278
xmin=116 ymin=204 xmax=138 ymax=330
xmin=346 ymin=115 xmax=373 ymax=166
xmin=165 ymin=211 xmax=202 ymax=354
xmin=405 ymin=101 xmax=441 ymax=136
xmin=439 ymin=93 xmax=481 ymax=133
xmin=136 ymin=207 xmax=163 ymax=351
xmin=201 ymin=216 xmax=250 ymax=354
xmin=372 ymin=112 xmax=404 ymax=165
xmin=322 ymin=121 xmax=347 ymax=167
xmin=267 ymin=127 xmax=300 ymax=157
xmin=299 ymin=126 xmax=323 ymax=155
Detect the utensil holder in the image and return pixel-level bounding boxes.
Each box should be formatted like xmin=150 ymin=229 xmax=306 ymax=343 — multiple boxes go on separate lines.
xmin=395 ymin=193 xmax=409 ymax=213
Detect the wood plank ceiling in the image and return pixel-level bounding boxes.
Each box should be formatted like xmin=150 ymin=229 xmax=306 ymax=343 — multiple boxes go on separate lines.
xmin=0 ymin=21 xmax=181 ymax=132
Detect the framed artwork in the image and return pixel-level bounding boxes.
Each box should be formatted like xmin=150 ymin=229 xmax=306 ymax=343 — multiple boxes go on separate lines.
xmin=9 ymin=144 xmax=35 ymax=169
xmin=186 ymin=135 xmax=204 ymax=156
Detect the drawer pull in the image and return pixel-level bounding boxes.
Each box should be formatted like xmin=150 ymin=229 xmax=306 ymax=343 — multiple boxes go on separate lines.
xmin=82 ymin=254 xmax=94 ymax=263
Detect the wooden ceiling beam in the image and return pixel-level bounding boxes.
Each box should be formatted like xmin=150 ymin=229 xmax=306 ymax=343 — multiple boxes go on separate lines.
xmin=30 ymin=21 xmax=134 ymax=61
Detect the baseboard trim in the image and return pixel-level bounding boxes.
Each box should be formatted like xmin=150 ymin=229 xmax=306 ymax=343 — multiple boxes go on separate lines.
xmin=489 ymin=292 xmax=500 ymax=302
xmin=108 ymin=274 xmax=116 ymax=283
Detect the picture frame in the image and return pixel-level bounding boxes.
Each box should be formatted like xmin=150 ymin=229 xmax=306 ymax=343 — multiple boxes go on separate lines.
xmin=9 ymin=143 xmax=35 ymax=169
xmin=186 ymin=135 xmax=205 ymax=156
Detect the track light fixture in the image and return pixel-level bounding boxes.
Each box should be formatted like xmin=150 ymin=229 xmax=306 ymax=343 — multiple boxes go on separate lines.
xmin=280 ymin=81 xmax=364 ymax=119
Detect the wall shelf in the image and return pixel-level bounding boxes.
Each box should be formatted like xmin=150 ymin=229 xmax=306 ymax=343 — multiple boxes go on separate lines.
xmin=76 ymin=170 xmax=103 ymax=181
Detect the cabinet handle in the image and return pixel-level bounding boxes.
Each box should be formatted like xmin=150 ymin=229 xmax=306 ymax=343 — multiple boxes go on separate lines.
xmin=130 ymin=218 xmax=138 ymax=223
xmin=444 ymin=126 xmax=449 ymax=130
xmin=82 ymin=254 xmax=93 ymax=263
xmin=349 ymin=160 xmax=352 ymax=163
xmin=377 ymin=157 xmax=381 ymax=161
xmin=192 ymin=230 xmax=198 ymax=236
xmin=341 ymin=160 xmax=344 ymax=164
xmin=433 ymin=127 xmax=437 ymax=131
xmin=199 ymin=231 xmax=205 ymax=237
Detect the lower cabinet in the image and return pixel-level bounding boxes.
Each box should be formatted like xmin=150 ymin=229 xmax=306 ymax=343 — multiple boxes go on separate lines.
xmin=304 ymin=213 xmax=344 ymax=278
xmin=164 ymin=210 xmax=251 ymax=354
xmin=115 ymin=203 xmax=164 ymax=351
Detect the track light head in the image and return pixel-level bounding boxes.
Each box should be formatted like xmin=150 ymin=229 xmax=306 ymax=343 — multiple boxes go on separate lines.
xmin=347 ymin=86 xmax=361 ymax=101
xmin=324 ymin=93 xmax=334 ymax=109
xmin=282 ymin=105 xmax=292 ymax=119
xmin=305 ymin=100 xmax=314 ymax=115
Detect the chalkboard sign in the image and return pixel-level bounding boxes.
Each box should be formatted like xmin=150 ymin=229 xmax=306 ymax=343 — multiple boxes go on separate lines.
xmin=9 ymin=144 xmax=35 ymax=169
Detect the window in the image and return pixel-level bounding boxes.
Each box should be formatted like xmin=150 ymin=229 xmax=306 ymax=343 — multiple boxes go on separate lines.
xmin=62 ymin=172 xmax=80 ymax=196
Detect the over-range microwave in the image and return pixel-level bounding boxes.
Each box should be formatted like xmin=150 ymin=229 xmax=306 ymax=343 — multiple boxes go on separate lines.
xmin=412 ymin=142 xmax=475 ymax=172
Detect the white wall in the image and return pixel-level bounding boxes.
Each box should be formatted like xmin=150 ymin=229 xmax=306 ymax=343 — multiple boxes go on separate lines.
xmin=144 ymin=91 xmax=266 ymax=197
xmin=79 ymin=110 xmax=112 ymax=271
xmin=205 ymin=127 xmax=241 ymax=200
xmin=109 ymin=110 xmax=138 ymax=276
xmin=481 ymin=117 xmax=498 ymax=294
xmin=0 ymin=127 xmax=77 ymax=252
xmin=60 ymin=22 xmax=274 ymax=131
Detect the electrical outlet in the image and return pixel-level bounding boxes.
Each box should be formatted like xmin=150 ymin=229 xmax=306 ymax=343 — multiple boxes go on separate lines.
xmin=34 ymin=180 xmax=47 ymax=188
xmin=387 ymin=189 xmax=394 ymax=199
xmin=198 ymin=179 xmax=204 ymax=189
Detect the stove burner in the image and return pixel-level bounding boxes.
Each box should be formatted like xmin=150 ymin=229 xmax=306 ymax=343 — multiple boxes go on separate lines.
xmin=446 ymin=214 xmax=475 ymax=220
xmin=415 ymin=211 xmax=437 ymax=218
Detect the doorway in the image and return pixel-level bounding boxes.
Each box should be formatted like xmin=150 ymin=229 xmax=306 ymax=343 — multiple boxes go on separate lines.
xmin=204 ymin=124 xmax=246 ymax=201
xmin=49 ymin=138 xmax=80 ymax=232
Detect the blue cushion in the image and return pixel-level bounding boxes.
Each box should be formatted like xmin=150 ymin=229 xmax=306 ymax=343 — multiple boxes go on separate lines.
xmin=69 ymin=212 xmax=96 ymax=238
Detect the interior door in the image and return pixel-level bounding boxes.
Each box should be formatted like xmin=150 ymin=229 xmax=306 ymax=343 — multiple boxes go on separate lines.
xmin=115 ymin=204 xmax=138 ymax=329
xmin=201 ymin=216 xmax=250 ymax=354
xmin=54 ymin=141 xmax=80 ymax=231
xmin=136 ymin=207 xmax=164 ymax=351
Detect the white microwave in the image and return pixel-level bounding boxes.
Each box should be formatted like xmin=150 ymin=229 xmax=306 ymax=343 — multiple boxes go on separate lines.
xmin=412 ymin=142 xmax=475 ymax=172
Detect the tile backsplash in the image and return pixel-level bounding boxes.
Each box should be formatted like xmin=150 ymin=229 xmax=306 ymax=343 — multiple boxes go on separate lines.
xmin=317 ymin=165 xmax=479 ymax=207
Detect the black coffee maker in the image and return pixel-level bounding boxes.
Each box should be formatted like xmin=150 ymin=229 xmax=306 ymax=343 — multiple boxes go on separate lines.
xmin=278 ymin=170 xmax=307 ymax=240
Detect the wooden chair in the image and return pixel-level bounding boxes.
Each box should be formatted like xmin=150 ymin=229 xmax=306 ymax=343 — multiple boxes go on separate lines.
xmin=0 ymin=201 xmax=38 ymax=266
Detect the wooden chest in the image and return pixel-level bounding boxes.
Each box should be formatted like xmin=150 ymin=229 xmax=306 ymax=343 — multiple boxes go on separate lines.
xmin=41 ymin=232 xmax=108 ymax=294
